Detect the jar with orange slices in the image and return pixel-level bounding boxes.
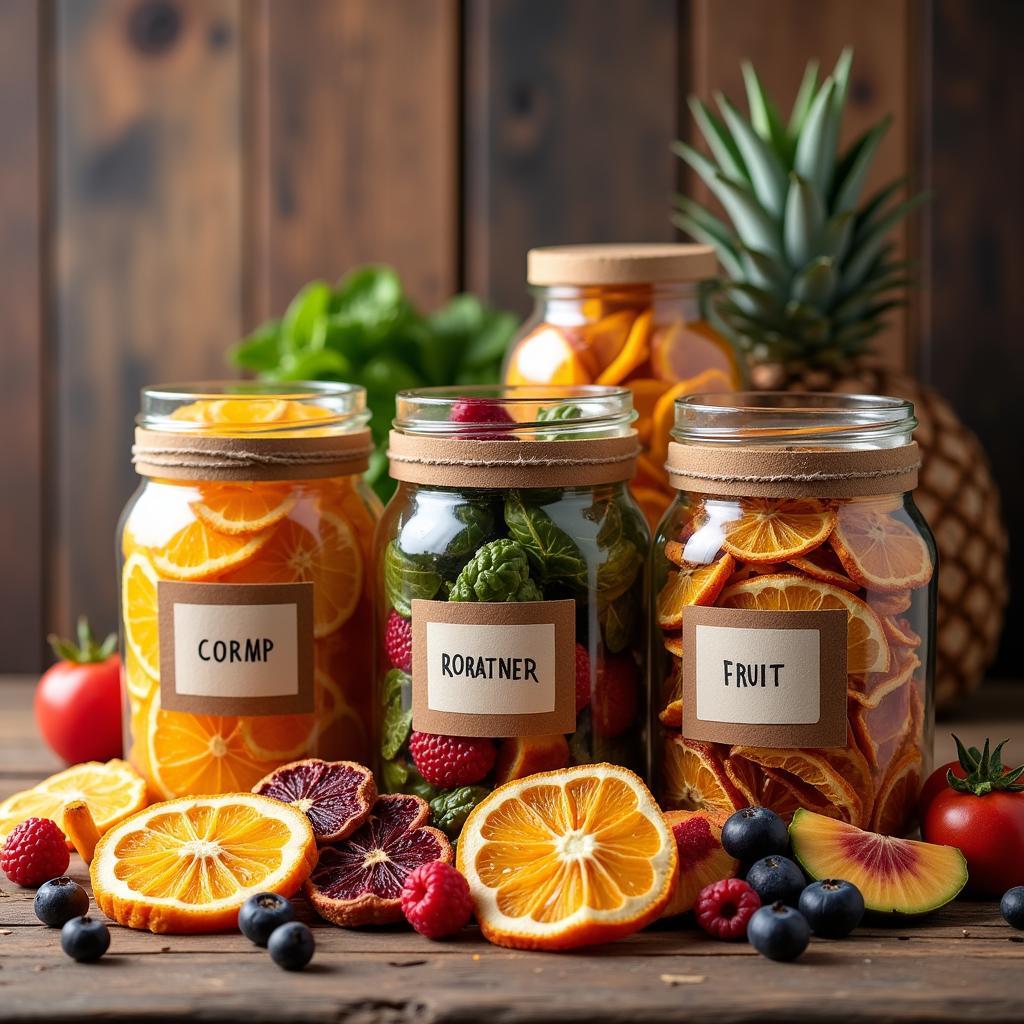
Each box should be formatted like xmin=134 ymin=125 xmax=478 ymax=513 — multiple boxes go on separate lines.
xmin=119 ymin=383 xmax=379 ymax=799
xmin=503 ymin=244 xmax=741 ymax=531
xmin=652 ymin=393 xmax=935 ymax=837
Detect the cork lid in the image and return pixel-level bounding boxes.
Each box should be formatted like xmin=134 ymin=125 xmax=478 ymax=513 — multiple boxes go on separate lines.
xmin=527 ymin=243 xmax=717 ymax=286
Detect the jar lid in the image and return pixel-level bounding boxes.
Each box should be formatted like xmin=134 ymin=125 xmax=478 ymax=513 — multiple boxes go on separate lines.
xmin=527 ymin=243 xmax=717 ymax=286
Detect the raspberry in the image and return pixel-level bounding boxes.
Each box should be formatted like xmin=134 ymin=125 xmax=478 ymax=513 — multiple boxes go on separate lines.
xmin=592 ymin=654 xmax=638 ymax=737
xmin=1 ymin=817 xmax=70 ymax=888
xmin=449 ymin=398 xmax=514 ymax=426
xmin=574 ymin=643 xmax=591 ymax=712
xmin=695 ymin=878 xmax=762 ymax=941
xmin=385 ymin=609 xmax=413 ymax=673
xmin=400 ymin=861 xmax=473 ymax=939
xmin=408 ymin=732 xmax=496 ymax=787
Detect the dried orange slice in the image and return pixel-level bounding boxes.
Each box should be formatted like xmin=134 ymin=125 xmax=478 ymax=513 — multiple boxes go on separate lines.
xmin=883 ymin=615 xmax=921 ymax=649
xmin=151 ymin=519 xmax=271 ymax=581
xmin=90 ymin=792 xmax=317 ymax=933
xmin=225 ymin=512 xmax=361 ymax=636
xmin=240 ymin=670 xmax=345 ymax=762
xmin=830 ymin=505 xmax=933 ymax=592
xmin=628 ymin=377 xmax=673 ymax=445
xmin=848 ymin=645 xmax=920 ymax=710
xmin=505 ymin=325 xmax=593 ymax=386
xmin=457 ymin=764 xmax=677 ymax=950
xmin=720 ymin=574 xmax=890 ymax=674
xmin=870 ymin=749 xmax=923 ymax=835
xmin=123 ymin=648 xmax=157 ymax=703
xmin=649 ymin=318 xmax=739 ymax=383
xmin=662 ymin=632 xmax=684 ymax=658
xmin=661 ymin=738 xmax=745 ymax=816
xmin=656 ymin=553 xmax=734 ymax=629
xmin=661 ymin=809 xmax=738 ymax=917
xmin=788 ymin=545 xmax=859 ymax=591
xmin=867 ymin=589 xmax=912 ymax=616
xmin=493 ymin=735 xmax=570 ymax=785
xmin=721 ymin=498 xmax=835 ymax=563
xmin=596 ymin=310 xmax=652 ymax=385
xmin=659 ymin=698 xmax=683 ymax=727
xmin=122 ymin=553 xmax=161 ymax=679
xmin=191 ymin=483 xmax=298 ymax=536
xmin=0 ymin=760 xmax=148 ymax=847
xmin=649 ymin=369 xmax=735 ymax=468
xmin=581 ymin=308 xmax=637 ymax=368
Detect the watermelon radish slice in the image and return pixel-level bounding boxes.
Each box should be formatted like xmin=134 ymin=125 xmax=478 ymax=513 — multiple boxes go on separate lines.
xmin=789 ymin=808 xmax=967 ymax=915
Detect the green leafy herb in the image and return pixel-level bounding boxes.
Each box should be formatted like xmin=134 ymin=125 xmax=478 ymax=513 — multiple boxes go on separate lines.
xmin=445 ymin=502 xmax=495 ymax=561
xmin=597 ymin=537 xmax=642 ymax=600
xmin=429 ymin=786 xmax=489 ymax=838
xmin=384 ymin=541 xmax=442 ymax=617
xmin=504 ymin=492 xmax=587 ymax=589
xmin=600 ymin=591 xmax=637 ymax=653
xmin=449 ymin=539 xmax=543 ymax=602
xmin=380 ymin=668 xmax=412 ymax=760
xmin=405 ymin=768 xmax=441 ymax=803
xmin=380 ymin=758 xmax=409 ymax=793
xmin=536 ymin=403 xmax=584 ymax=440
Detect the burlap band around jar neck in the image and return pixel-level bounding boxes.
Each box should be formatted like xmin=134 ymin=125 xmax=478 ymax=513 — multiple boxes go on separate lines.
xmin=665 ymin=441 xmax=921 ymax=498
xmin=132 ymin=427 xmax=374 ymax=481
xmin=387 ymin=430 xmax=640 ymax=488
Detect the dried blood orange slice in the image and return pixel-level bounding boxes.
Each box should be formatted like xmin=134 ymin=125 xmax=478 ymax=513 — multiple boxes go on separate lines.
xmin=656 ymin=553 xmax=734 ymax=629
xmin=830 ymin=505 xmax=933 ymax=592
xmin=723 ymin=754 xmax=761 ymax=807
xmin=305 ymin=794 xmax=452 ymax=927
xmin=661 ymin=809 xmax=739 ymax=918
xmin=722 ymin=498 xmax=835 ymax=563
xmin=720 ymin=574 xmax=889 ymax=674
xmin=867 ymin=589 xmax=912 ymax=616
xmin=788 ymin=545 xmax=859 ymax=591
xmin=661 ymin=738 xmax=745 ymax=816
xmin=493 ymin=735 xmax=570 ymax=785
xmin=870 ymin=749 xmax=923 ymax=835
xmin=252 ymin=759 xmax=376 ymax=844
xmin=151 ymin=520 xmax=272 ymax=581
xmin=191 ymin=483 xmax=298 ymax=536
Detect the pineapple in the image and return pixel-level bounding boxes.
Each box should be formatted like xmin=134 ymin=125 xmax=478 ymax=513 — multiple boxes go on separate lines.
xmin=673 ymin=50 xmax=1007 ymax=710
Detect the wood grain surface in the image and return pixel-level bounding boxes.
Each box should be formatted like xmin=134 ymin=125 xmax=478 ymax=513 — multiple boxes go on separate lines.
xmin=2 ymin=678 xmax=1024 ymax=1023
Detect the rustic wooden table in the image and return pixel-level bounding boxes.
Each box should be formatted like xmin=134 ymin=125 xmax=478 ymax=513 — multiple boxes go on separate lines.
xmin=3 ymin=677 xmax=1024 ymax=1024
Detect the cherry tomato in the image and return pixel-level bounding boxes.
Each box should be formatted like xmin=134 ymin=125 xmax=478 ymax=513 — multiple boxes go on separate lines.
xmin=918 ymin=761 xmax=967 ymax=819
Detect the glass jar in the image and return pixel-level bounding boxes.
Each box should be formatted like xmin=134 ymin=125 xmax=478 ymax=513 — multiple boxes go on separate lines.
xmin=119 ymin=382 xmax=379 ymax=798
xmin=504 ymin=244 xmax=741 ymax=531
xmin=652 ymin=393 xmax=935 ymax=837
xmin=378 ymin=386 xmax=649 ymax=836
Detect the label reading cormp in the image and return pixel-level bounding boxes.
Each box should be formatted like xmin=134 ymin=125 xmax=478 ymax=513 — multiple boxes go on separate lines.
xmin=680 ymin=605 xmax=847 ymax=748
xmin=158 ymin=581 xmax=315 ymax=717
xmin=411 ymin=599 xmax=576 ymax=738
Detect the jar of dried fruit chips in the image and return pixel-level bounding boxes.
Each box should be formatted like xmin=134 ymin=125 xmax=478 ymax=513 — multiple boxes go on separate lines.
xmin=378 ymin=386 xmax=648 ymax=837
xmin=652 ymin=393 xmax=935 ymax=837
xmin=119 ymin=383 xmax=379 ymax=798
xmin=504 ymin=244 xmax=741 ymax=531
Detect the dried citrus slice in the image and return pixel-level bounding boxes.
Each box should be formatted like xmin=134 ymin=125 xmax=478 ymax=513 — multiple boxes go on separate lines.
xmin=661 ymin=738 xmax=745 ymax=816
xmin=788 ymin=545 xmax=859 ymax=591
xmin=719 ymin=574 xmax=890 ymax=674
xmin=225 ymin=512 xmax=361 ymax=636
xmin=123 ymin=647 xmax=157 ymax=703
xmin=147 ymin=697 xmax=274 ymax=798
xmin=661 ymin=809 xmax=738 ymax=917
xmin=649 ymin=369 xmax=734 ymax=468
xmin=848 ymin=645 xmax=920 ymax=710
xmin=649 ymin=317 xmax=739 ymax=383
xmin=457 ymin=764 xmax=677 ymax=950
xmin=883 ymin=615 xmax=921 ymax=649
xmin=830 ymin=505 xmax=933 ymax=592
xmin=151 ymin=519 xmax=271 ymax=581
xmin=596 ymin=310 xmax=652 ymax=385
xmin=820 ymin=727 xmax=876 ymax=827
xmin=627 ymin=377 xmax=673 ymax=445
xmin=656 ymin=553 xmax=734 ymax=629
xmin=253 ymin=759 xmax=377 ymax=843
xmin=851 ymin=673 xmax=919 ymax=773
xmin=505 ymin=325 xmax=593 ymax=386
xmin=867 ymin=589 xmax=912 ymax=616
xmin=581 ymin=308 xmax=637 ymax=368
xmin=307 ymin=794 xmax=452 ymax=926
xmin=204 ymin=398 xmax=290 ymax=425
xmin=0 ymin=760 xmax=148 ymax=847
xmin=122 ymin=553 xmax=161 ymax=679
xmin=722 ymin=498 xmax=835 ymax=563
xmin=662 ymin=632 xmax=684 ymax=658
xmin=240 ymin=670 xmax=343 ymax=762
xmin=493 ymin=735 xmax=570 ymax=785
xmin=191 ymin=483 xmax=298 ymax=536
xmin=90 ymin=792 xmax=316 ymax=933
xmin=870 ymin=749 xmax=923 ymax=835
xmin=659 ymin=699 xmax=683 ymax=727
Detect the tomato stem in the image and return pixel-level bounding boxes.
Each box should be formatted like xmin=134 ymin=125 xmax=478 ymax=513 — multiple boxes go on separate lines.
xmin=47 ymin=616 xmax=118 ymax=665
xmin=948 ymin=734 xmax=1024 ymax=796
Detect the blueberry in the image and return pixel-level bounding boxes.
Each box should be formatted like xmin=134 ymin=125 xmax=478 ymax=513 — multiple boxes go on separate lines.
xmin=721 ymin=806 xmax=789 ymax=863
xmin=60 ymin=915 xmax=110 ymax=962
xmin=1001 ymin=886 xmax=1024 ymax=930
xmin=238 ymin=892 xmax=295 ymax=947
xmin=267 ymin=921 xmax=315 ymax=971
xmin=748 ymin=902 xmax=811 ymax=961
xmin=34 ymin=876 xmax=90 ymax=928
xmin=745 ymin=855 xmax=806 ymax=907
xmin=799 ymin=879 xmax=865 ymax=938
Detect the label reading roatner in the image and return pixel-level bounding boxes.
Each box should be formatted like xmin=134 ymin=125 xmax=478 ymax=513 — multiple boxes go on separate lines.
xmin=411 ymin=598 xmax=575 ymax=738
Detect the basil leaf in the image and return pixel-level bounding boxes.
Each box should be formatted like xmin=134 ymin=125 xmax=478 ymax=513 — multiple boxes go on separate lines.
xmin=380 ymin=758 xmax=409 ymax=793
xmin=384 ymin=541 xmax=442 ymax=617
xmin=536 ymin=403 xmax=584 ymax=440
xmin=504 ymin=492 xmax=587 ymax=588
xmin=380 ymin=668 xmax=412 ymax=760
xmin=405 ymin=768 xmax=441 ymax=803
xmin=447 ymin=502 xmax=495 ymax=560
xmin=600 ymin=590 xmax=637 ymax=653
xmin=597 ymin=537 xmax=642 ymax=600
xmin=449 ymin=539 xmax=541 ymax=602
xmin=429 ymin=786 xmax=489 ymax=838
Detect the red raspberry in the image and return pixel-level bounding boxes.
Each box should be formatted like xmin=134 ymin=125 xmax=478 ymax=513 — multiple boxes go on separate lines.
xmin=695 ymin=878 xmax=761 ymax=941
xmin=449 ymin=398 xmax=514 ymax=425
xmin=408 ymin=732 xmax=496 ymax=787
xmin=385 ymin=609 xmax=413 ymax=673
xmin=400 ymin=860 xmax=474 ymax=939
xmin=1 ymin=817 xmax=70 ymax=888
xmin=574 ymin=643 xmax=591 ymax=712
xmin=592 ymin=654 xmax=638 ymax=737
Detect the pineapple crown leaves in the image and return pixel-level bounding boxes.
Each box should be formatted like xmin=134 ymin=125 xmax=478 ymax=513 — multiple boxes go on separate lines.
xmin=672 ymin=49 xmax=929 ymax=366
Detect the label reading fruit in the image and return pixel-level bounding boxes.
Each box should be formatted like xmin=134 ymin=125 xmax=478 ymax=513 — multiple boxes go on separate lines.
xmin=410 ymin=599 xmax=575 ymax=738
xmin=680 ymin=606 xmax=847 ymax=747
xmin=158 ymin=581 xmax=314 ymax=716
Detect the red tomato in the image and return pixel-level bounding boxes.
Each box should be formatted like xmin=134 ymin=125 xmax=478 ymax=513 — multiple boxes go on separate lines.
xmin=34 ymin=649 xmax=122 ymax=765
xmin=918 ymin=761 xmax=967 ymax=819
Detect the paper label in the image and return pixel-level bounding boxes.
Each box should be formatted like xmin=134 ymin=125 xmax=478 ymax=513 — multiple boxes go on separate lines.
xmin=158 ymin=581 xmax=314 ymax=716
xmin=680 ymin=606 xmax=847 ymax=748
xmin=411 ymin=599 xmax=575 ymax=737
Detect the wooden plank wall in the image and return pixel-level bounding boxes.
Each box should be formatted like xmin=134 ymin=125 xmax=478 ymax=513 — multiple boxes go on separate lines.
xmin=0 ymin=0 xmax=1017 ymax=673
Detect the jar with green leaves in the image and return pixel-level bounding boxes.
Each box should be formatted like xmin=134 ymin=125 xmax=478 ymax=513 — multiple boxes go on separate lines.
xmin=377 ymin=386 xmax=649 ymax=837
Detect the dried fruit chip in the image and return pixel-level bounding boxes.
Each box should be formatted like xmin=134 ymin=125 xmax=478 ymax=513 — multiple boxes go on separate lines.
xmin=867 ymin=589 xmax=912 ymax=616
xmin=661 ymin=809 xmax=739 ymax=917
xmin=659 ymin=699 xmax=683 ymax=728
xmin=882 ymin=615 xmax=922 ymax=649
xmin=656 ymin=554 xmax=735 ymax=629
xmin=830 ymin=506 xmax=933 ymax=592
xmin=721 ymin=498 xmax=835 ymax=564
xmin=661 ymin=738 xmax=745 ymax=816
xmin=870 ymin=749 xmax=923 ymax=835
xmin=151 ymin=520 xmax=272 ymax=581
xmin=788 ymin=545 xmax=859 ymax=591
xmin=493 ymin=735 xmax=570 ymax=786
xmin=847 ymin=645 xmax=920 ymax=710
xmin=191 ymin=483 xmax=298 ymax=536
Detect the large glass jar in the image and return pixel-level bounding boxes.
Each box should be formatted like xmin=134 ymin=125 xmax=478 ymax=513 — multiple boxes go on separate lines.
xmin=377 ymin=386 xmax=649 ymax=837
xmin=504 ymin=244 xmax=741 ymax=530
xmin=119 ymin=382 xmax=379 ymax=798
xmin=652 ymin=393 xmax=935 ymax=837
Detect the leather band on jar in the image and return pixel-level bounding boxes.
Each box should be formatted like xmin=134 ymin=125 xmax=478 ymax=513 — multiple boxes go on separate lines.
xmin=387 ymin=430 xmax=640 ymax=488
xmin=665 ymin=441 xmax=921 ymax=498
